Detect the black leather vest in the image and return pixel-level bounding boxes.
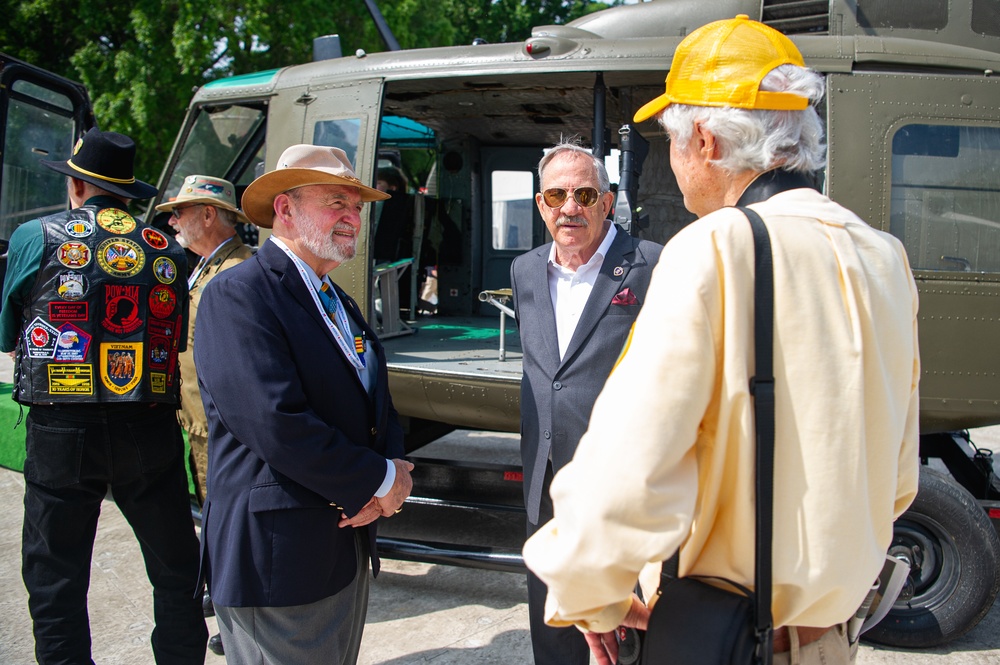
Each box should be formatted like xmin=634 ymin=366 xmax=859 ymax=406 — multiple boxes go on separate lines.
xmin=14 ymin=204 xmax=188 ymax=405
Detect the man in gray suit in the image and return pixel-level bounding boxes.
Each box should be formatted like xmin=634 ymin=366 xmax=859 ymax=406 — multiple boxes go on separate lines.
xmin=510 ymin=141 xmax=663 ymax=664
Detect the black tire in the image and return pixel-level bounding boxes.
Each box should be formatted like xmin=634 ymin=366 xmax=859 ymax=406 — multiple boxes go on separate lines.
xmin=863 ymin=468 xmax=1000 ymax=648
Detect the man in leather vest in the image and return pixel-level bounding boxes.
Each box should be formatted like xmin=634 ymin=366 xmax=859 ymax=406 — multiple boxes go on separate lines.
xmin=0 ymin=128 xmax=208 ymax=664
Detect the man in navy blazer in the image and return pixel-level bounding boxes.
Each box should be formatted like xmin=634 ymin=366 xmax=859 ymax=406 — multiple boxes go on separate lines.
xmin=511 ymin=142 xmax=663 ymax=664
xmin=194 ymin=144 xmax=414 ymax=664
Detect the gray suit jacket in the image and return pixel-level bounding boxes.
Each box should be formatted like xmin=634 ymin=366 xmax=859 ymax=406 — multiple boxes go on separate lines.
xmin=511 ymin=226 xmax=662 ymax=524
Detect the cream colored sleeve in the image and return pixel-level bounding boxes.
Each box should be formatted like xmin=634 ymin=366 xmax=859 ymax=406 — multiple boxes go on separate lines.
xmin=522 ymin=225 xmax=721 ymax=632
xmin=894 ymin=263 xmax=921 ymax=520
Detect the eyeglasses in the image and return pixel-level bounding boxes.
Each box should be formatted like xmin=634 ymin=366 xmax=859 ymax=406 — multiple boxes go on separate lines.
xmin=541 ymin=187 xmax=603 ymax=209
xmin=171 ymin=204 xmax=204 ymax=219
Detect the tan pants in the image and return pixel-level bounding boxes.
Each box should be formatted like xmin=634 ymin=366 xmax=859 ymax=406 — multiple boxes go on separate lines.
xmin=188 ymin=430 xmax=208 ymax=505
xmin=773 ymin=623 xmax=856 ymax=665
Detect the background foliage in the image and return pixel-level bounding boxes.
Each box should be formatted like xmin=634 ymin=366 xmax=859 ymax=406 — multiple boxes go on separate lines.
xmin=0 ymin=0 xmax=615 ymax=184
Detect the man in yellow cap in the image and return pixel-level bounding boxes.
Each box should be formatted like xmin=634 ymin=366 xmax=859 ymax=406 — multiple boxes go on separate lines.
xmin=522 ymin=16 xmax=920 ymax=665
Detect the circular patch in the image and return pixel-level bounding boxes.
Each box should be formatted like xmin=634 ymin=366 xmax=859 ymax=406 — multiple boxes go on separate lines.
xmin=96 ymin=209 xmax=137 ymax=234
xmin=57 ymin=272 xmax=89 ymax=301
xmin=64 ymin=219 xmax=95 ymax=238
xmin=149 ymin=285 xmax=177 ymax=319
xmin=142 ymin=228 xmax=169 ymax=250
xmin=153 ymin=256 xmax=178 ymax=284
xmin=57 ymin=242 xmax=92 ymax=269
xmin=97 ymin=238 xmax=145 ymax=278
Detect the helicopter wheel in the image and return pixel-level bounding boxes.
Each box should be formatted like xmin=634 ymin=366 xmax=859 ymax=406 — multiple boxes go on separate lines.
xmin=862 ymin=468 xmax=1000 ymax=648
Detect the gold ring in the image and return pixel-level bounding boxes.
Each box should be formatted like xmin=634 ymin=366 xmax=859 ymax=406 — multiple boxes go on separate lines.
xmin=394 ymin=508 xmax=402 ymax=514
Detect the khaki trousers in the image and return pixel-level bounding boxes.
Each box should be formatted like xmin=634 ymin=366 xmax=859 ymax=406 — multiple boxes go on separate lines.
xmin=773 ymin=623 xmax=856 ymax=665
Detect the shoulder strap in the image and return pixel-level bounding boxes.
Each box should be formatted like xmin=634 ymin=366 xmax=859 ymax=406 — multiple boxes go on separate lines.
xmin=738 ymin=206 xmax=775 ymax=664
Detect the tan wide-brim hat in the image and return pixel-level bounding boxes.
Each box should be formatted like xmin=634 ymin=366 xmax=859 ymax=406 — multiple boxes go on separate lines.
xmin=154 ymin=174 xmax=250 ymax=224
xmin=241 ymin=145 xmax=390 ymax=228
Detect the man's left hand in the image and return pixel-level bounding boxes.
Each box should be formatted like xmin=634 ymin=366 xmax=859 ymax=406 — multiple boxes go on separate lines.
xmin=338 ymin=498 xmax=382 ymax=528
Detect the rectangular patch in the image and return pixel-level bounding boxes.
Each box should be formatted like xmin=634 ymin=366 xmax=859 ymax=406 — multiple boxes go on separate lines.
xmin=48 ymin=364 xmax=94 ymax=395
xmin=150 ymin=372 xmax=166 ymax=394
xmin=49 ymin=302 xmax=89 ymax=322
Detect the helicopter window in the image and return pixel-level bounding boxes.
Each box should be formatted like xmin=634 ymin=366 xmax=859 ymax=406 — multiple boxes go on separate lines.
xmin=491 ymin=170 xmax=534 ymax=250
xmin=163 ymin=103 xmax=265 ymax=203
xmin=890 ymin=123 xmax=1000 ymax=273
xmin=313 ymin=118 xmax=361 ymax=166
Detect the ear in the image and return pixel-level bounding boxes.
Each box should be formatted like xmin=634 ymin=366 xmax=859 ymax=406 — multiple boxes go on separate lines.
xmin=601 ymin=190 xmax=615 ymax=217
xmin=693 ymin=121 xmax=719 ymax=162
xmin=273 ymin=193 xmax=293 ymax=224
xmin=68 ymin=177 xmax=88 ymax=206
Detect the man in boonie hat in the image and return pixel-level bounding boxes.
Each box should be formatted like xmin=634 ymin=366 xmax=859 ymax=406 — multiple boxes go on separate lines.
xmin=157 ymin=174 xmax=254 ymax=656
xmin=0 ymin=127 xmax=209 ymax=663
xmin=192 ymin=144 xmax=411 ymax=663
xmin=524 ymin=16 xmax=920 ymax=665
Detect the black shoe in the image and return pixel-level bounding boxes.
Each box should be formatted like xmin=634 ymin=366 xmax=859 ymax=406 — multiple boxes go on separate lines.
xmin=208 ymin=633 xmax=225 ymax=656
xmin=203 ymin=591 xmax=215 ymax=618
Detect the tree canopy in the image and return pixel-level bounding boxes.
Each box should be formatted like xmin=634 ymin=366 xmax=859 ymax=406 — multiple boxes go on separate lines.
xmin=1 ymin=0 xmax=617 ymax=183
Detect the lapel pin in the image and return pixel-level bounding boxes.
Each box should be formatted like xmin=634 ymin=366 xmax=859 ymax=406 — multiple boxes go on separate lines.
xmin=613 ymin=266 xmax=624 ymax=277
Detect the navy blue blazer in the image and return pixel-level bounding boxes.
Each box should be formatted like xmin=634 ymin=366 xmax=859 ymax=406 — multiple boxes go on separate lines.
xmin=194 ymin=239 xmax=404 ymax=608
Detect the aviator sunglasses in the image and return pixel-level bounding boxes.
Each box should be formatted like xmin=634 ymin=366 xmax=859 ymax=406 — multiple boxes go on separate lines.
xmin=541 ymin=186 xmax=603 ymax=209
xmin=171 ymin=204 xmax=204 ymax=218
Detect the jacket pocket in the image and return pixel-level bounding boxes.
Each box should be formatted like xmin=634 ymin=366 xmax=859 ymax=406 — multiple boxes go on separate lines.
xmin=248 ymin=482 xmax=329 ymax=513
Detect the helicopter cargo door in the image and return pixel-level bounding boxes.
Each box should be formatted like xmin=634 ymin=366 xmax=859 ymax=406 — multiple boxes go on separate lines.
xmin=0 ymin=54 xmax=94 ymax=293
xmin=480 ymin=147 xmax=544 ymax=305
xmin=826 ymin=72 xmax=1000 ymax=432
xmin=302 ymin=79 xmax=384 ymax=310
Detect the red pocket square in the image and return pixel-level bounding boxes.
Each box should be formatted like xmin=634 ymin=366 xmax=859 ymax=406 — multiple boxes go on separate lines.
xmin=612 ymin=288 xmax=638 ymax=306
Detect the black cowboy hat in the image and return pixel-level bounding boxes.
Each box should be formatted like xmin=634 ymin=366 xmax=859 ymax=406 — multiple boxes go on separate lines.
xmin=42 ymin=128 xmax=158 ymax=200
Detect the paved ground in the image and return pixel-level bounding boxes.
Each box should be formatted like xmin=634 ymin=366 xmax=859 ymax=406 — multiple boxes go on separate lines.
xmin=1 ymin=428 xmax=999 ymax=663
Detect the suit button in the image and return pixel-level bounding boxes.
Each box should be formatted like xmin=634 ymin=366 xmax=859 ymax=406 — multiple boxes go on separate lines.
xmin=330 ymin=502 xmax=340 ymax=508
xmin=553 ymin=381 xmax=562 ymax=390
xmin=544 ymin=430 xmax=551 ymax=439
xmin=371 ymin=427 xmax=377 ymax=436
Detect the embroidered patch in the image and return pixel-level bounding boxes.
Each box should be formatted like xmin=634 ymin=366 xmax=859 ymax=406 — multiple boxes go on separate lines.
xmin=48 ymin=364 xmax=94 ymax=395
xmin=153 ymin=256 xmax=178 ymax=284
xmin=102 ymin=284 xmax=144 ymax=335
xmin=48 ymin=301 xmax=88 ymax=322
xmin=97 ymin=238 xmax=145 ymax=277
xmin=148 ymin=285 xmax=177 ymax=319
xmin=148 ymin=317 xmax=181 ymax=385
xmin=54 ymin=323 xmax=92 ymax=362
xmin=57 ymin=272 xmax=89 ymax=300
xmin=150 ymin=372 xmax=167 ymax=394
xmin=57 ymin=242 xmax=92 ymax=269
xmin=64 ymin=219 xmax=95 ymax=238
xmin=96 ymin=209 xmax=137 ymax=234
xmin=100 ymin=342 xmax=143 ymax=394
xmin=142 ymin=228 xmax=169 ymax=250
xmin=149 ymin=335 xmax=170 ymax=370
xmin=25 ymin=317 xmax=59 ymax=359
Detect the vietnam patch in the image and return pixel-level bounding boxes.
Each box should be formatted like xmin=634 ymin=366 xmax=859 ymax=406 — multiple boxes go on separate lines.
xmin=102 ymin=284 xmax=144 ymax=335
xmin=48 ymin=364 xmax=94 ymax=395
xmin=97 ymin=238 xmax=145 ymax=278
xmin=96 ymin=209 xmax=137 ymax=234
xmin=100 ymin=342 xmax=143 ymax=394
xmin=57 ymin=272 xmax=89 ymax=300
xmin=57 ymin=242 xmax=91 ymax=269
xmin=142 ymin=228 xmax=169 ymax=250
xmin=54 ymin=323 xmax=92 ymax=362
xmin=25 ymin=317 xmax=59 ymax=359
xmin=64 ymin=219 xmax=95 ymax=238
xmin=152 ymin=257 xmax=178 ymax=284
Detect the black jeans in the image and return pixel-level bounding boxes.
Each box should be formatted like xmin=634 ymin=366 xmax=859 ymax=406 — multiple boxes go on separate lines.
xmin=22 ymin=402 xmax=208 ymax=665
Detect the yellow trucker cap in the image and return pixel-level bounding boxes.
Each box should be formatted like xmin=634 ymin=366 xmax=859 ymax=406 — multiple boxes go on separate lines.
xmin=634 ymin=15 xmax=810 ymax=123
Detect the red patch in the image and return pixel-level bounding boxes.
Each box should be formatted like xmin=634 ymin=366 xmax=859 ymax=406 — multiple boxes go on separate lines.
xmin=148 ymin=285 xmax=177 ymax=319
xmin=102 ymin=284 xmax=144 ymax=335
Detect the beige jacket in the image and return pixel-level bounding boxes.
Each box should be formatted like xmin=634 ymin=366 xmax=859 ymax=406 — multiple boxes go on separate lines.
xmin=178 ymin=236 xmax=253 ymax=436
xmin=523 ymin=188 xmax=920 ymax=632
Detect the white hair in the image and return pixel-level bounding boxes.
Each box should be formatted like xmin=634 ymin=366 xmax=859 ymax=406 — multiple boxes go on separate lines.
xmin=658 ymin=64 xmax=827 ymax=174
xmin=537 ymin=141 xmax=611 ymax=192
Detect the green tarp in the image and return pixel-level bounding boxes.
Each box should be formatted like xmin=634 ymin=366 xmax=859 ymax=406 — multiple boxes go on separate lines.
xmin=0 ymin=384 xmax=197 ymax=499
